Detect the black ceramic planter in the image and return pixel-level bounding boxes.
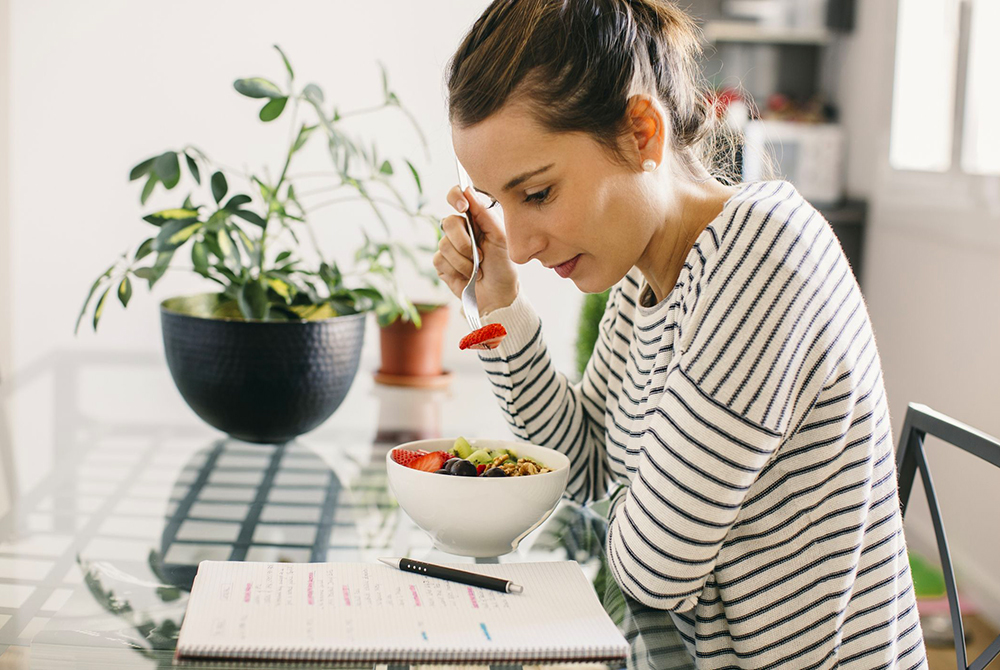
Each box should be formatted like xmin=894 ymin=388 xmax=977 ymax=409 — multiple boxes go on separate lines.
xmin=160 ymin=295 xmax=366 ymax=444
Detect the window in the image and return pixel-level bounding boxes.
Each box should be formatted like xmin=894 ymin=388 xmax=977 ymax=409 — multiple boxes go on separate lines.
xmin=889 ymin=0 xmax=959 ymax=173
xmin=960 ymin=0 xmax=1000 ymax=175
xmin=889 ymin=0 xmax=999 ymax=176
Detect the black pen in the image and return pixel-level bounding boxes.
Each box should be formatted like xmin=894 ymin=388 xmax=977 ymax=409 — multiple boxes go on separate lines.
xmin=378 ymin=557 xmax=524 ymax=594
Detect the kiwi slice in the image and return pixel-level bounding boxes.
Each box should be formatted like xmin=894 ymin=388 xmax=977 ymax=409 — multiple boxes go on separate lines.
xmin=452 ymin=437 xmax=474 ymax=459
xmin=467 ymin=449 xmax=493 ymax=466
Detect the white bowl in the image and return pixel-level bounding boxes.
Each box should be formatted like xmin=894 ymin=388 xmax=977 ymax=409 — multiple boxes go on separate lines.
xmin=385 ymin=438 xmax=570 ymax=557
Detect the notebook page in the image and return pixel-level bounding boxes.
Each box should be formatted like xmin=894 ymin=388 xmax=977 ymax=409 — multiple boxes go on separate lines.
xmin=177 ymin=561 xmax=628 ymax=660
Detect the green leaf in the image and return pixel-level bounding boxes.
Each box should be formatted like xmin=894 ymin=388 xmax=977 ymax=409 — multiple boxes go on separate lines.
xmin=233 ymin=77 xmax=283 ymax=99
xmin=275 ymin=250 xmax=292 ymax=263
xmin=267 ymin=277 xmax=291 ymax=301
xmin=302 ymin=83 xmax=324 ymax=105
xmin=217 ymin=229 xmax=239 ymax=266
xmin=405 ymin=159 xmax=422 ymax=194
xmin=232 ymin=209 xmax=266 ymax=227
xmin=236 ymin=279 xmax=270 ymax=320
xmin=92 ymin=286 xmax=112 ymax=331
xmin=140 ymin=175 xmax=157 ymax=205
xmin=132 ymin=267 xmax=155 ymax=280
xmin=117 ymin=276 xmax=132 ymax=307
xmin=134 ymin=238 xmax=155 ymax=261
xmin=233 ymin=227 xmax=257 ymax=263
xmin=184 ymin=152 xmax=201 ymax=185
xmin=212 ymin=264 xmax=240 ymax=284
xmin=153 ymin=151 xmax=180 ymax=189
xmin=129 ymin=157 xmax=155 ymax=182
xmin=273 ymin=44 xmax=294 ymax=79
xmin=259 ymin=96 xmax=287 ymax=122
xmin=75 ymin=265 xmax=115 ymax=334
xmin=154 ymin=219 xmax=201 ymax=252
xmin=378 ymin=61 xmax=389 ymax=99
xmin=191 ymin=240 xmax=210 ymax=276
xmin=224 ymin=194 xmax=251 ymax=210
xmin=143 ymin=208 xmax=199 ymax=226
xmin=147 ymin=251 xmax=174 ymax=288
xmin=211 ymin=171 xmax=228 ymax=204
xmin=291 ymin=124 xmax=317 ymax=154
xmin=379 ymin=160 xmax=393 ymax=176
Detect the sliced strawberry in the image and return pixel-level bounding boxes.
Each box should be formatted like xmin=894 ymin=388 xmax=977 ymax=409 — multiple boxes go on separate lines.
xmin=391 ymin=449 xmax=429 ymax=467
xmin=476 ymin=464 xmax=487 ymax=475
xmin=459 ymin=323 xmax=507 ymax=351
xmin=408 ymin=451 xmax=451 ymax=473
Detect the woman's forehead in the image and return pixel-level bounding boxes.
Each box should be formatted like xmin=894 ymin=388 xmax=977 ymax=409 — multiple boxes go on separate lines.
xmin=452 ymin=106 xmax=563 ymax=192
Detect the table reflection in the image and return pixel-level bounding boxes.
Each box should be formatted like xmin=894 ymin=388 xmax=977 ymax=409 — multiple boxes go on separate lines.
xmin=0 ymin=354 xmax=694 ymax=669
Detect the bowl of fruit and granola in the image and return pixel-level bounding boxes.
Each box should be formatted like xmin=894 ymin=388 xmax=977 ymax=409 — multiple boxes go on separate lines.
xmin=386 ymin=436 xmax=570 ymax=557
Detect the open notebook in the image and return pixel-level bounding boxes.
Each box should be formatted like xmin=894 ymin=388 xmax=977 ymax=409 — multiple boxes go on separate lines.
xmin=176 ymin=560 xmax=629 ymax=664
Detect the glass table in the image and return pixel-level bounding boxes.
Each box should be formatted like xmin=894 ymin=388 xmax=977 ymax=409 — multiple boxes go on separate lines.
xmin=0 ymin=351 xmax=694 ymax=669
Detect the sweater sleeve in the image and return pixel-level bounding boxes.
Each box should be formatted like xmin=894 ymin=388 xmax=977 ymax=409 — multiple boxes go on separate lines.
xmin=604 ymin=366 xmax=783 ymax=612
xmin=475 ymin=289 xmax=620 ymax=506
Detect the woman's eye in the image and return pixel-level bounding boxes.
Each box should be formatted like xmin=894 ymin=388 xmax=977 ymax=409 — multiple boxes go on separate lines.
xmin=524 ymin=187 xmax=551 ymax=206
xmin=486 ymin=198 xmax=499 ymax=209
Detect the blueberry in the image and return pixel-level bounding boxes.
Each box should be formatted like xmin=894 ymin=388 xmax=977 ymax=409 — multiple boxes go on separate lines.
xmin=444 ymin=458 xmax=463 ymax=473
xmin=451 ymin=459 xmax=478 ymax=477
xmin=434 ymin=468 xmax=450 ymax=475
xmin=484 ymin=467 xmax=508 ymax=477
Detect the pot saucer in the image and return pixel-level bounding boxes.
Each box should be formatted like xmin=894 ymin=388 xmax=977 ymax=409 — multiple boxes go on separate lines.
xmin=373 ymin=369 xmax=453 ymax=390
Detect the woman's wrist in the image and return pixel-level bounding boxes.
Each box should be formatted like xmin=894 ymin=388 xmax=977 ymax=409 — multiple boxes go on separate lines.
xmin=479 ymin=283 xmax=519 ymax=318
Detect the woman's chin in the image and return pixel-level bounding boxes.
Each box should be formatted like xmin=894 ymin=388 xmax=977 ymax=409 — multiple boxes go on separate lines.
xmin=573 ymin=273 xmax=616 ymax=295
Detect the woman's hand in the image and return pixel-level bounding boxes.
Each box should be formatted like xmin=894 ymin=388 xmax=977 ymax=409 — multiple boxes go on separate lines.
xmin=434 ymin=186 xmax=519 ymax=316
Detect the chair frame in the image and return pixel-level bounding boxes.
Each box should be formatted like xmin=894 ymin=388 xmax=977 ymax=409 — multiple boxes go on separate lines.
xmin=896 ymin=402 xmax=1000 ymax=670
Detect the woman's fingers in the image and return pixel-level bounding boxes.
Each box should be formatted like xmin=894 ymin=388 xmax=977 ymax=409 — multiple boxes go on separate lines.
xmin=432 ymin=248 xmax=469 ymax=297
xmin=440 ymin=214 xmax=475 ymax=257
xmin=438 ymin=235 xmax=480 ymax=281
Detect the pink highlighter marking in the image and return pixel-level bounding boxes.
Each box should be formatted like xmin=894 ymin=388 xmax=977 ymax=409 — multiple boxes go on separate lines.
xmin=342 ymin=585 xmax=351 ymax=606
xmin=410 ymin=585 xmax=421 ymax=606
xmin=307 ymin=572 xmax=314 ymax=605
xmin=244 ymin=583 xmax=252 ymax=603
xmin=467 ymin=587 xmax=479 ymax=609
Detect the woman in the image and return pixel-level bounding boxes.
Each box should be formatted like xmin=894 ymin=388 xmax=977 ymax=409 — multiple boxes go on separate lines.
xmin=434 ymin=1 xmax=926 ymax=668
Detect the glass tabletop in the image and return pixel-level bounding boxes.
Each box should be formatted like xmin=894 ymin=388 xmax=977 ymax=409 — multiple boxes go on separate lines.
xmin=0 ymin=352 xmax=694 ymax=669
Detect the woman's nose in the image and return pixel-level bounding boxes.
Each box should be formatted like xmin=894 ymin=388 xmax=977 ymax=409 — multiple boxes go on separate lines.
xmin=504 ymin=218 xmax=546 ymax=265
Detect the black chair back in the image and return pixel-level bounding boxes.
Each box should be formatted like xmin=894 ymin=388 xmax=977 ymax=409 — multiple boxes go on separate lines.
xmin=896 ymin=403 xmax=1000 ymax=670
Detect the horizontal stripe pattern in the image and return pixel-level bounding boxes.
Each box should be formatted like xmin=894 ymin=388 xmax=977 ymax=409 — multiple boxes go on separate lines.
xmin=477 ymin=180 xmax=925 ymax=668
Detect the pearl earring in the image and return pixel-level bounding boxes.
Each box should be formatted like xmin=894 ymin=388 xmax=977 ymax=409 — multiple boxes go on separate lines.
xmin=642 ymin=159 xmax=657 ymax=172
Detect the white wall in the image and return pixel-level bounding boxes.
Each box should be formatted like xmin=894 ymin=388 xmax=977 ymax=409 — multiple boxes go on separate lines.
xmin=8 ymin=0 xmax=583 ymax=380
xmin=0 ymin=0 xmax=11 ymax=383
xmin=836 ymin=0 xmax=1000 ymax=624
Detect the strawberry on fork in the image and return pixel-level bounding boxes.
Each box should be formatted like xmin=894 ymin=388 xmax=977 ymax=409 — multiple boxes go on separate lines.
xmin=459 ymin=323 xmax=507 ymax=351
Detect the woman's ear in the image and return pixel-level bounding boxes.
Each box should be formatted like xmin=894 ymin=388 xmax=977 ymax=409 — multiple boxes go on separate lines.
xmin=626 ymin=95 xmax=666 ymax=168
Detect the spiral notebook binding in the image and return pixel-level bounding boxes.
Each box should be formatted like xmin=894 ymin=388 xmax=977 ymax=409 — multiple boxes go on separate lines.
xmin=181 ymin=641 xmax=625 ymax=664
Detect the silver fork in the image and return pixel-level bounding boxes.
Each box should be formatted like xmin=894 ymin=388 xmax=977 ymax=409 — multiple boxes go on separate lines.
xmin=455 ymin=157 xmax=482 ymax=331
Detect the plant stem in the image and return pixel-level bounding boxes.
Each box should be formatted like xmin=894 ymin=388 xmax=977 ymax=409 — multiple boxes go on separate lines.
xmin=305 ymin=195 xmax=417 ymax=216
xmin=295 ymin=184 xmax=348 ymax=198
xmin=338 ymin=103 xmax=389 ymax=119
xmin=287 ymin=171 xmax=341 ymax=179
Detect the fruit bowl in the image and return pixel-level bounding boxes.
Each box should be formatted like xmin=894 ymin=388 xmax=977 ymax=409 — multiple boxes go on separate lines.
xmin=385 ymin=438 xmax=570 ymax=557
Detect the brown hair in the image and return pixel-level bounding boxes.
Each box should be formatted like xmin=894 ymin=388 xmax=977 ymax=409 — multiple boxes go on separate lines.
xmin=446 ymin=0 xmax=745 ymax=186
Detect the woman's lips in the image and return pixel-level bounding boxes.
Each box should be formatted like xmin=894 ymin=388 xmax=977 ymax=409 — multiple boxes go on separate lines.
xmin=554 ymin=254 xmax=581 ymax=278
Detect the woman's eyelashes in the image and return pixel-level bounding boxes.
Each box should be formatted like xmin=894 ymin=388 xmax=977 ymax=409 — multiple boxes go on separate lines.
xmin=524 ymin=186 xmax=552 ymax=207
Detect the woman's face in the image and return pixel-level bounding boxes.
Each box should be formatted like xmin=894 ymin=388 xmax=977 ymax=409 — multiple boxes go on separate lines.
xmin=453 ymin=103 xmax=657 ymax=294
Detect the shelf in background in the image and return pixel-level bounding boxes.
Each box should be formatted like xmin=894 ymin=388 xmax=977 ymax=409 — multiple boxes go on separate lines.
xmin=704 ymin=20 xmax=833 ymax=46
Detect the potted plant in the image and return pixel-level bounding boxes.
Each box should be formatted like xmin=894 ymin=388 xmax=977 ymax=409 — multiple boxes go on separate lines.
xmin=359 ymin=237 xmax=452 ymax=388
xmin=75 ymin=46 xmax=441 ymax=443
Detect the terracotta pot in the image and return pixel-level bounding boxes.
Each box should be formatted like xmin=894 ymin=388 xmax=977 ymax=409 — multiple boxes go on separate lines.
xmin=377 ymin=304 xmax=449 ymax=378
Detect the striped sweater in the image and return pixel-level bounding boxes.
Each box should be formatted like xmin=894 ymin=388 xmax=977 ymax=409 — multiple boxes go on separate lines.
xmin=478 ymin=181 xmax=927 ymax=669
